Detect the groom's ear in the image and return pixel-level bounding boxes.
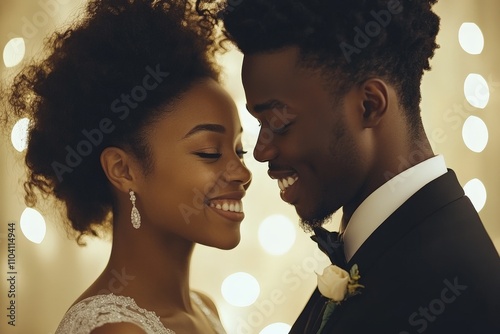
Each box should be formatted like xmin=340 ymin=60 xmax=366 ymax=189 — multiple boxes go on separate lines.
xmin=359 ymin=78 xmax=389 ymax=128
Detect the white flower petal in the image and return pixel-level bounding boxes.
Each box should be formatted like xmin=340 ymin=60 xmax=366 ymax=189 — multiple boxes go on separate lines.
xmin=317 ymin=265 xmax=349 ymax=301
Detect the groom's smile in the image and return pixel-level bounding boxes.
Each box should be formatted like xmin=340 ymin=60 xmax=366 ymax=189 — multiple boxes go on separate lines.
xmin=268 ymin=169 xmax=299 ymax=204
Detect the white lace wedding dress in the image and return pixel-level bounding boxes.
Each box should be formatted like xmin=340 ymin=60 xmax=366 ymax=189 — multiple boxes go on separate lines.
xmin=55 ymin=292 xmax=226 ymax=334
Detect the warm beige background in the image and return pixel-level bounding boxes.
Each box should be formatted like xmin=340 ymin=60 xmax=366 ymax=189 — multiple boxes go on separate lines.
xmin=1 ymin=1 xmax=499 ymax=333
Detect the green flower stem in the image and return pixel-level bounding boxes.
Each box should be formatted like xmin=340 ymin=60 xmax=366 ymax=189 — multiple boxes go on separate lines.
xmin=316 ymin=301 xmax=337 ymax=334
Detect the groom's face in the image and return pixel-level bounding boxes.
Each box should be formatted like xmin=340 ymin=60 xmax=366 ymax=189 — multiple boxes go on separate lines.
xmin=242 ymin=47 xmax=371 ymax=228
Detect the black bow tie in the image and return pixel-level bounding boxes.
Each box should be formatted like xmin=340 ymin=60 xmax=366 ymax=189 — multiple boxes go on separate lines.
xmin=311 ymin=226 xmax=347 ymax=269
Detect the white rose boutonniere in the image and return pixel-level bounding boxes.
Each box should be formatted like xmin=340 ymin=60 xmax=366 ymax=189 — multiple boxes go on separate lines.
xmin=317 ymin=265 xmax=350 ymax=301
xmin=316 ymin=264 xmax=364 ymax=334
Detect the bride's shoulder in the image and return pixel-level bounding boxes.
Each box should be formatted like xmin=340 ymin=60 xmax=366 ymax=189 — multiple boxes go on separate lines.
xmin=55 ymin=294 xmax=172 ymax=334
xmin=191 ymin=291 xmax=219 ymax=317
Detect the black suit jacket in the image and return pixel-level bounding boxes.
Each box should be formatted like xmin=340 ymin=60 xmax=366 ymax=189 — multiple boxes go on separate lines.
xmin=290 ymin=170 xmax=500 ymax=334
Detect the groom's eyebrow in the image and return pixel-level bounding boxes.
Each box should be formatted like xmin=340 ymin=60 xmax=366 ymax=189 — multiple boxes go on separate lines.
xmin=246 ymin=99 xmax=280 ymax=113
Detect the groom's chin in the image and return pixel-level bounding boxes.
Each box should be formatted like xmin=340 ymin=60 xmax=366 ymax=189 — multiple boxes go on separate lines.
xmin=297 ymin=210 xmax=335 ymax=233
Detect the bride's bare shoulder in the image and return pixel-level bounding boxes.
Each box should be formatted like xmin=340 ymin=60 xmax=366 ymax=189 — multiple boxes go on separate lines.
xmin=193 ymin=291 xmax=219 ymax=317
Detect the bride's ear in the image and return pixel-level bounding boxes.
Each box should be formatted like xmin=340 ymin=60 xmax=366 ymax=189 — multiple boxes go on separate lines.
xmin=100 ymin=147 xmax=142 ymax=193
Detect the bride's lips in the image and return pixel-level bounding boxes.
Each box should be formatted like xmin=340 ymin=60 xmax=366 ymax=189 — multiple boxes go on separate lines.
xmin=268 ymin=170 xmax=299 ymax=204
xmin=206 ymin=192 xmax=245 ymax=222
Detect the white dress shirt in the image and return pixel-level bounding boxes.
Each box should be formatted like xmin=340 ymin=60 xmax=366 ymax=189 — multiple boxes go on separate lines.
xmin=342 ymin=155 xmax=448 ymax=262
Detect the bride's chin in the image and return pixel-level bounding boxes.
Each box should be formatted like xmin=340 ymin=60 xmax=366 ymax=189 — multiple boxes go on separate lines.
xmin=203 ymin=233 xmax=241 ymax=251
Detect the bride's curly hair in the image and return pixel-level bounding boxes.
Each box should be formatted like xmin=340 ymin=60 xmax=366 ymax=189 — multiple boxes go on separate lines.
xmin=3 ymin=0 xmax=224 ymax=244
xmin=220 ymin=0 xmax=440 ymax=138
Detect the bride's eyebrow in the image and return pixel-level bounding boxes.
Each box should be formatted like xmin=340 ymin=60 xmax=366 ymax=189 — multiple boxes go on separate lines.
xmin=182 ymin=123 xmax=226 ymax=139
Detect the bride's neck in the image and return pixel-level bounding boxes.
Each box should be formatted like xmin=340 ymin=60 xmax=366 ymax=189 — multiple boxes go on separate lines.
xmin=96 ymin=217 xmax=196 ymax=314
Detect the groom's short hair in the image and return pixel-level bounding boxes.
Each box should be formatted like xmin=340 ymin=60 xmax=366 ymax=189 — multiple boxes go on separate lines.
xmin=221 ymin=0 xmax=440 ymax=136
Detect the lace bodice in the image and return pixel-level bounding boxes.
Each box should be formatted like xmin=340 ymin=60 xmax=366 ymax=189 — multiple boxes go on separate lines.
xmin=55 ymin=292 xmax=226 ymax=334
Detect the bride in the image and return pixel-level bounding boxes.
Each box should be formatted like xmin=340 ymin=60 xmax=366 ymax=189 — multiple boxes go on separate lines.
xmin=5 ymin=0 xmax=251 ymax=333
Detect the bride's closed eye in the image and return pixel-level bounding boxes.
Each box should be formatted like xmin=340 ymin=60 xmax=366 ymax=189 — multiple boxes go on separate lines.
xmin=236 ymin=149 xmax=248 ymax=159
xmin=195 ymin=152 xmax=222 ymax=159
xmin=194 ymin=149 xmax=247 ymax=160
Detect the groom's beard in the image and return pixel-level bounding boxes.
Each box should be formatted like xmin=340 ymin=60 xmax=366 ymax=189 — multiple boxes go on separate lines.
xmin=299 ymin=210 xmax=336 ymax=233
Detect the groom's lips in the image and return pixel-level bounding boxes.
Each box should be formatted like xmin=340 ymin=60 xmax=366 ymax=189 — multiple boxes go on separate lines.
xmin=268 ymin=169 xmax=300 ymax=204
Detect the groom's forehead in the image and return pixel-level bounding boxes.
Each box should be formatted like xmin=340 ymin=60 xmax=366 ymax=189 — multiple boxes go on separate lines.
xmin=242 ymin=47 xmax=303 ymax=85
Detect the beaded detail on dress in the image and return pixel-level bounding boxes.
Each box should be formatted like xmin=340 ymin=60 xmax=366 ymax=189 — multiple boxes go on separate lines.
xmin=55 ymin=292 xmax=226 ymax=334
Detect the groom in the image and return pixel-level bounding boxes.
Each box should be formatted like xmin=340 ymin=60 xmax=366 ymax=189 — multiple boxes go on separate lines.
xmin=220 ymin=0 xmax=500 ymax=333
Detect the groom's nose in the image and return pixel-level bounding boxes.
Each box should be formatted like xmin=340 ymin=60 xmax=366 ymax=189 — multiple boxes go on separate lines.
xmin=253 ymin=129 xmax=279 ymax=162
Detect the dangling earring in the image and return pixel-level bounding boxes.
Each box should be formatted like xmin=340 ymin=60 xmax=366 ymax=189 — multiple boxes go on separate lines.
xmin=129 ymin=190 xmax=141 ymax=229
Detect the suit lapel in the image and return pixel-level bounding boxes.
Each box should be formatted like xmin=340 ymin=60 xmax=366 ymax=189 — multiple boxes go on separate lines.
xmin=348 ymin=169 xmax=464 ymax=275
xmin=320 ymin=170 xmax=465 ymax=332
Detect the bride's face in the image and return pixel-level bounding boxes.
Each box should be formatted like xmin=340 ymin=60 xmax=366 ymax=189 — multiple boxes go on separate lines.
xmin=135 ymin=78 xmax=252 ymax=249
